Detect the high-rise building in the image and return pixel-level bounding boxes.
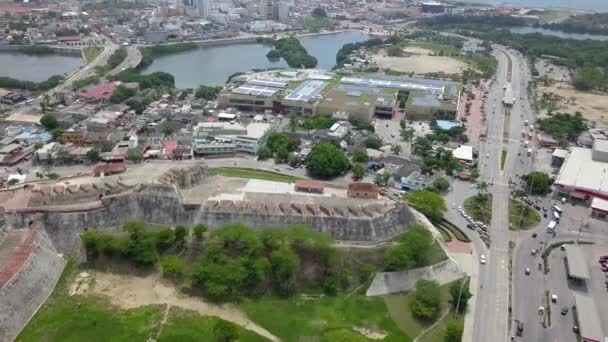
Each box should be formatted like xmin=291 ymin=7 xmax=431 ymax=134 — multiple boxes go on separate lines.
xmin=197 ymin=0 xmax=211 ymax=18
xmin=275 ymin=0 xmax=289 ymax=21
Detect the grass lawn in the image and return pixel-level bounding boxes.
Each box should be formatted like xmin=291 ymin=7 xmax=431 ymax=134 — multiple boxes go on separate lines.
xmin=384 ymin=280 xmax=462 ymax=342
xmin=509 ymin=199 xmax=541 ymax=230
xmin=213 ymin=167 xmax=304 ymax=183
xmin=239 ymin=294 xmax=412 ymax=342
xmin=539 ymin=10 xmax=572 ymax=23
xmin=19 ymin=263 xmax=267 ymax=342
xmin=158 ymin=307 xmax=266 ymax=342
xmin=419 ymin=314 xmax=464 ymax=342
xmin=464 ymin=194 xmax=493 ymax=224
xmin=212 ymin=167 xmax=344 ymax=189
xmin=83 ymin=47 xmax=104 ymax=64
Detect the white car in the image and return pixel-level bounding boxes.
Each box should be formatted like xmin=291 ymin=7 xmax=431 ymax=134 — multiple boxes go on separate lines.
xmin=480 ymin=254 xmax=487 ymax=264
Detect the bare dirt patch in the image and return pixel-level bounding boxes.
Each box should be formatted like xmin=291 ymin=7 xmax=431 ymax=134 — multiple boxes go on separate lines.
xmin=535 ymin=59 xmax=571 ymax=82
xmin=91 ymin=271 xmax=279 ymax=341
xmin=371 ymin=49 xmax=468 ymax=74
xmin=537 ymin=82 xmax=608 ymax=126
xmin=69 ymin=271 xmax=91 ymax=296
xmin=353 ymin=326 xmax=388 ymax=340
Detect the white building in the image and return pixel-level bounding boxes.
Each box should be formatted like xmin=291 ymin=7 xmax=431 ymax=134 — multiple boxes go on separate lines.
xmin=192 ymin=121 xmax=274 ymax=156
xmin=554 ymin=140 xmax=608 ymax=205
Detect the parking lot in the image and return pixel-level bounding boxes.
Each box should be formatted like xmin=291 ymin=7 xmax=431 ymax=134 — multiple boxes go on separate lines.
xmin=540 ymin=243 xmax=608 ymax=342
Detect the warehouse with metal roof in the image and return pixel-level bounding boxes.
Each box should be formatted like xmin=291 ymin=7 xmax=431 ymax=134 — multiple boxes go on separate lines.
xmin=564 ymin=245 xmax=590 ymax=281
xmin=574 ymin=294 xmax=605 ymax=342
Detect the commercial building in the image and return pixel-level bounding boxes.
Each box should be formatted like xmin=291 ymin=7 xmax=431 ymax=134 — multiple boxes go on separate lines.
xmin=452 ymin=145 xmax=474 ymax=163
xmin=563 ymin=245 xmax=590 ymax=282
xmin=192 ymin=121 xmax=274 ymax=156
xmin=218 ymin=71 xmax=461 ymax=123
xmin=573 ymin=294 xmax=605 ymax=342
xmin=400 ymin=171 xmax=436 ymax=191
xmin=590 ymin=197 xmax=608 ymax=220
xmin=554 ymin=140 xmax=608 ymax=204
xmin=421 ymin=1 xmax=446 ymax=13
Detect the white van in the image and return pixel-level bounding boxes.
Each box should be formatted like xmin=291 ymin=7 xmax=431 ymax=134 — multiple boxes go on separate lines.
xmin=552 ymin=205 xmax=563 ymax=213
xmin=546 ymin=220 xmax=557 ymax=233
xmin=553 ymin=211 xmax=560 ymax=222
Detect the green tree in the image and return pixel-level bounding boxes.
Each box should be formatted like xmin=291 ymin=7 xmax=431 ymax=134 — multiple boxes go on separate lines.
xmin=287 ymin=153 xmax=300 ymax=167
xmin=412 ymin=136 xmax=433 ymax=156
xmin=450 ymin=278 xmax=472 ymax=313
xmin=126 ymin=225 xmax=158 ymax=266
xmin=257 ymin=146 xmax=272 ymax=160
xmin=110 ymin=85 xmax=136 ymax=103
xmin=85 ymin=149 xmax=99 ymax=163
xmin=270 ymin=247 xmax=300 ymax=296
xmin=374 ymin=171 xmax=392 ymax=186
xmin=445 ymin=319 xmax=464 ymax=342
xmin=385 ymin=224 xmax=435 ymax=271
xmin=40 ymin=114 xmax=59 ymax=131
xmin=352 ymin=148 xmax=369 ymax=163
xmin=387 ymin=45 xmax=403 ymax=56
xmin=174 ymin=225 xmax=187 ymax=243
xmin=322 ymin=276 xmax=338 ymax=296
xmin=352 ymin=163 xmax=367 ymax=180
xmin=259 ymin=227 xmax=287 ymax=251
xmin=193 ymin=224 xmax=207 ymax=240
xmin=195 ymin=85 xmax=223 ymax=100
xmin=213 ymin=320 xmax=239 ymax=342
xmin=365 ymin=137 xmax=383 ymax=149
xmin=51 ymin=128 xmax=64 ymax=143
xmin=404 ymin=190 xmax=446 ymax=221
xmin=392 ymin=144 xmax=402 ymax=155
xmin=160 ymin=255 xmax=186 ymax=279
xmin=266 ymin=132 xmax=300 ymax=154
xmin=126 ymin=152 xmax=143 ymax=162
xmin=432 ymin=177 xmax=451 ymax=192
xmin=522 ymin=172 xmax=553 ymax=194
xmin=306 ymin=143 xmax=350 ymax=178
xmin=410 ymin=279 xmax=441 ymax=320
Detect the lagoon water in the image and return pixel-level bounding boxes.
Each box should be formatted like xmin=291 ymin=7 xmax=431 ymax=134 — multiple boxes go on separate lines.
xmin=142 ymin=31 xmax=369 ymax=88
xmin=0 ymin=52 xmax=83 ymax=82
xmin=460 ymin=0 xmax=608 ymax=12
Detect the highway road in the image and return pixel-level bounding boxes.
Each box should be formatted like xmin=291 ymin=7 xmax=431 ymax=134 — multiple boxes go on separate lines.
xmin=472 ymin=44 xmax=537 ymax=342
xmin=108 ymin=46 xmax=142 ymax=76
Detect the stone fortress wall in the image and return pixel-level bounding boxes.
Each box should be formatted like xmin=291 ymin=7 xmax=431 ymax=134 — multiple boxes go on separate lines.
xmin=7 ymin=164 xmax=418 ymax=255
xmin=0 ymin=224 xmax=66 ymax=341
xmin=0 ymin=164 xmax=420 ymax=339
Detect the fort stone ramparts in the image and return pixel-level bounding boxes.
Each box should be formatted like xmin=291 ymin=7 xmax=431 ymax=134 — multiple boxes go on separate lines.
xmin=0 ymin=226 xmax=65 ymax=341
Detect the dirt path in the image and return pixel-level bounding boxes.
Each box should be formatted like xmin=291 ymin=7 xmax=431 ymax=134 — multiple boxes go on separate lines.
xmin=91 ymin=271 xmax=280 ymax=342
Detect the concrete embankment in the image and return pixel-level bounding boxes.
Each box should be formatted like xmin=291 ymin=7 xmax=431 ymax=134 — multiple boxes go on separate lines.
xmin=0 ymin=45 xmax=82 ymax=56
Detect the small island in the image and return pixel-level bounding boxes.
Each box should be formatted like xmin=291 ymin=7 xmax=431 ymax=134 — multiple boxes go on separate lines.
xmin=266 ymin=37 xmax=317 ymax=68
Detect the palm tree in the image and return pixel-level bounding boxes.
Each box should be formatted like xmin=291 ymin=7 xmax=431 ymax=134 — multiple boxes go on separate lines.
xmin=476 ymin=181 xmax=489 ymax=197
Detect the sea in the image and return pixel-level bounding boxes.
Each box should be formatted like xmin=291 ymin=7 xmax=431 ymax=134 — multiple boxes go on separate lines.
xmin=460 ymin=0 xmax=608 ymax=12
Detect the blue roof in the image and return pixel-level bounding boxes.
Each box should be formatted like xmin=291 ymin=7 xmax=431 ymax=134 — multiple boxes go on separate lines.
xmin=435 ymin=120 xmax=462 ymax=130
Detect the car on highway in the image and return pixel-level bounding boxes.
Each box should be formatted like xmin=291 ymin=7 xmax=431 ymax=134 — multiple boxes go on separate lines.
xmin=525 ymin=268 xmax=530 ymax=275
xmin=551 ymin=294 xmax=558 ymax=303
xmin=561 ymin=307 xmax=569 ymax=315
xmin=480 ymin=254 xmax=487 ymax=264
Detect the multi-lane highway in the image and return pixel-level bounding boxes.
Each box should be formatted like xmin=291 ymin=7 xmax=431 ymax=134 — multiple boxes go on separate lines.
xmin=471 ymin=44 xmax=537 ymax=342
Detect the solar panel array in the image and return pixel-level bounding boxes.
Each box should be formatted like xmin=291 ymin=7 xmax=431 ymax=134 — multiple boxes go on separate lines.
xmin=233 ymin=79 xmax=286 ymax=97
xmin=284 ymin=80 xmax=327 ymax=101
xmin=340 ymin=76 xmax=454 ymax=94
xmin=411 ymin=94 xmax=441 ymax=107
xmin=248 ymin=79 xmax=288 ymax=88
